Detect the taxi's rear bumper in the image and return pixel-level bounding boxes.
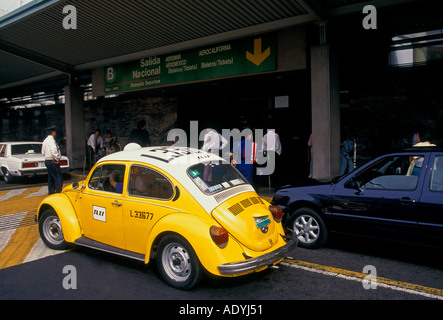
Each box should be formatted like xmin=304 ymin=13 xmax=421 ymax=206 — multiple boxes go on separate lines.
xmin=217 ymin=230 xmax=297 ymax=275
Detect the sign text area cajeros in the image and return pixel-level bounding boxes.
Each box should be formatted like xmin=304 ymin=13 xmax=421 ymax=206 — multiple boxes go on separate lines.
xmin=104 ymin=34 xmax=276 ymax=93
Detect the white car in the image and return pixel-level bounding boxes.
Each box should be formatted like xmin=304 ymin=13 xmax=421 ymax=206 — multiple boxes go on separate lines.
xmin=0 ymin=141 xmax=69 ymax=183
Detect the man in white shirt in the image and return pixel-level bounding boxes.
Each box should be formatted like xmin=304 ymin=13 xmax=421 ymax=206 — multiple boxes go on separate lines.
xmin=260 ymin=129 xmax=282 ymax=185
xmin=86 ymin=129 xmax=100 ymax=168
xmin=201 ymin=128 xmax=228 ymax=157
xmin=201 ymin=128 xmax=229 ymax=182
xmin=262 ymin=129 xmax=282 ymax=156
xmin=42 ymin=126 xmax=62 ymax=194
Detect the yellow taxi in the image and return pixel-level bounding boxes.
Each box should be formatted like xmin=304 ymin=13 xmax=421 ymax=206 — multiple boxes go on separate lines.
xmin=37 ymin=146 xmax=296 ymax=290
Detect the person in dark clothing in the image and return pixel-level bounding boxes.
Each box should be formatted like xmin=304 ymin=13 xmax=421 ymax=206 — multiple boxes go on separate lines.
xmin=128 ymin=120 xmax=150 ymax=147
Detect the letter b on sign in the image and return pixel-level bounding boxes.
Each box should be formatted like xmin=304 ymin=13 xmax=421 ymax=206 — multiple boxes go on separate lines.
xmin=106 ymin=67 xmax=115 ymax=82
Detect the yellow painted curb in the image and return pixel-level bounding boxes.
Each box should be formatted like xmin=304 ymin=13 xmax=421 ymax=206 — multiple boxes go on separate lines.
xmin=283 ymin=259 xmax=443 ymax=299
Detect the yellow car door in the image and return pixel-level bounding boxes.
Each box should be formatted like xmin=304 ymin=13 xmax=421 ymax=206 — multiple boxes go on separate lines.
xmin=81 ymin=163 xmax=127 ymax=249
xmin=123 ymin=164 xmax=177 ymax=254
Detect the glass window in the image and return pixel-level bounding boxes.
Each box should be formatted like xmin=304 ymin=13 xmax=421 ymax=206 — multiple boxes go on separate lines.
xmin=0 ymin=145 xmax=5 ymax=157
xmin=389 ymin=30 xmax=443 ymax=67
xmin=128 ymin=165 xmax=173 ymax=200
xmin=11 ymin=143 xmax=41 ymax=155
xmin=188 ymin=162 xmax=248 ymax=194
xmin=348 ymin=155 xmax=422 ymax=191
xmin=430 ymin=156 xmax=443 ymax=192
xmin=88 ymin=164 xmax=126 ymax=194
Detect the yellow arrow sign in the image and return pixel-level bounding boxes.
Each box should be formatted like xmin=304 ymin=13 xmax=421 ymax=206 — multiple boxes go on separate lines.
xmin=246 ymin=38 xmax=271 ymax=66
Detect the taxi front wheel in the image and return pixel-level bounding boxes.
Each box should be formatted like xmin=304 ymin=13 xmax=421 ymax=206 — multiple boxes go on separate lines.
xmin=156 ymin=234 xmax=203 ymax=290
xmin=38 ymin=208 xmax=68 ymax=250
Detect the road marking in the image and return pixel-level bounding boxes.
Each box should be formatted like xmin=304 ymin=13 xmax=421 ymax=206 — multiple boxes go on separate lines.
xmin=0 ymin=215 xmax=40 ymax=269
xmin=0 ymin=189 xmax=26 ymax=202
xmin=24 ymin=186 xmax=48 ymax=198
xmin=282 ymin=259 xmax=443 ymax=300
xmin=0 ymin=183 xmax=73 ymax=269
xmin=0 ymin=186 xmax=49 ymax=269
xmin=0 ymin=212 xmax=26 ymax=251
xmin=24 ymin=238 xmax=66 ymax=263
xmin=0 ymin=211 xmax=29 ymax=232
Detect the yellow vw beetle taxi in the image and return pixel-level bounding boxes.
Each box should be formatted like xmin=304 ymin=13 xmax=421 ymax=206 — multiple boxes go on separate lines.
xmin=37 ymin=146 xmax=296 ymax=290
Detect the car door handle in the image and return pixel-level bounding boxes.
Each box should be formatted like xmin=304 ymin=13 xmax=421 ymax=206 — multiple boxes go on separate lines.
xmin=112 ymin=201 xmax=122 ymax=207
xmin=399 ymin=197 xmax=416 ymax=205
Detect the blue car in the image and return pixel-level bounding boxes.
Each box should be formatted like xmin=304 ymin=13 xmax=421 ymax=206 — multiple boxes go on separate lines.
xmin=272 ymin=147 xmax=443 ymax=249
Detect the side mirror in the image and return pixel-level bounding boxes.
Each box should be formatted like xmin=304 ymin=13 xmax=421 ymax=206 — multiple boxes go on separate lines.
xmin=346 ymin=178 xmax=362 ymax=192
xmin=72 ymin=180 xmax=85 ymax=190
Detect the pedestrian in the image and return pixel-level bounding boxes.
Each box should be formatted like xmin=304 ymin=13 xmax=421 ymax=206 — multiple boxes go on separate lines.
xmin=41 ymin=125 xmax=63 ymax=195
xmin=413 ymin=132 xmax=436 ymax=147
xmin=201 ymin=127 xmax=228 ymax=157
xmin=262 ymin=129 xmax=282 ymax=157
xmin=86 ymin=129 xmax=100 ymax=169
xmin=230 ymin=130 xmax=257 ymax=184
xmin=104 ymin=129 xmax=121 ymax=155
xmin=340 ymin=125 xmax=354 ymax=175
xmin=128 ymin=119 xmax=150 ymax=147
xmin=307 ymin=133 xmax=313 ymax=178
xmin=261 ymin=128 xmax=282 ymax=185
xmin=340 ymin=138 xmax=354 ymax=175
xmin=96 ymin=131 xmax=104 ymax=161
xmin=412 ymin=131 xmax=420 ymax=146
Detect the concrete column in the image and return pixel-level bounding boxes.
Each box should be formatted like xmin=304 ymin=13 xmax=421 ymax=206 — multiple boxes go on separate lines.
xmin=310 ymin=44 xmax=340 ymax=179
xmin=64 ymin=81 xmax=86 ymax=169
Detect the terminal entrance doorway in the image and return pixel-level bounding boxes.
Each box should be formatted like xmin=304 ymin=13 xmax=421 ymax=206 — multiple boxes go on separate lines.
xmin=173 ymin=70 xmax=311 ymax=186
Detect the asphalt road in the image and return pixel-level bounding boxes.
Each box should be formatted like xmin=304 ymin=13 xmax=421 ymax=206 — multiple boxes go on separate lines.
xmin=1 ymin=178 xmax=443 ymax=307
xmin=1 ymin=236 xmax=443 ymax=300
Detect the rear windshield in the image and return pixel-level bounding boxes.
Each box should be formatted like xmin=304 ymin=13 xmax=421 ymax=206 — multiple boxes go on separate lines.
xmin=11 ymin=144 xmax=42 ymax=155
xmin=187 ymin=162 xmax=248 ymax=194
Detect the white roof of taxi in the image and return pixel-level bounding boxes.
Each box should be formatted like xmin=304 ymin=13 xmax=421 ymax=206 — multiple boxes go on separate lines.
xmin=97 ymin=146 xmax=225 ymax=171
xmin=96 ymin=145 xmax=253 ymax=213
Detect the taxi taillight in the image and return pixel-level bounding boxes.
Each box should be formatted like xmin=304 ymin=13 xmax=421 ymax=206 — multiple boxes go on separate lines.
xmin=269 ymin=205 xmax=284 ymax=223
xmin=210 ymin=226 xmax=229 ymax=248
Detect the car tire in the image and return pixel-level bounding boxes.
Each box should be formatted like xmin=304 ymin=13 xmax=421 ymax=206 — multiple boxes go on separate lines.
xmin=38 ymin=209 xmax=68 ymax=250
xmin=156 ymin=234 xmax=203 ymax=290
xmin=290 ymin=208 xmax=327 ymax=249
xmin=2 ymin=168 xmax=13 ymax=184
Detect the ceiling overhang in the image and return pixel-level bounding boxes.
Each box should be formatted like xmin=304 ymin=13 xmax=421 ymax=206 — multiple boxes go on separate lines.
xmin=0 ymin=0 xmax=317 ymax=94
xmin=1 ymin=0 xmax=442 ymax=98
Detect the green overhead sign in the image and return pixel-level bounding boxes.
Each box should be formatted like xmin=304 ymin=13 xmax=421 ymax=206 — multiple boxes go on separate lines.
xmin=104 ymin=34 xmax=276 ymax=93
